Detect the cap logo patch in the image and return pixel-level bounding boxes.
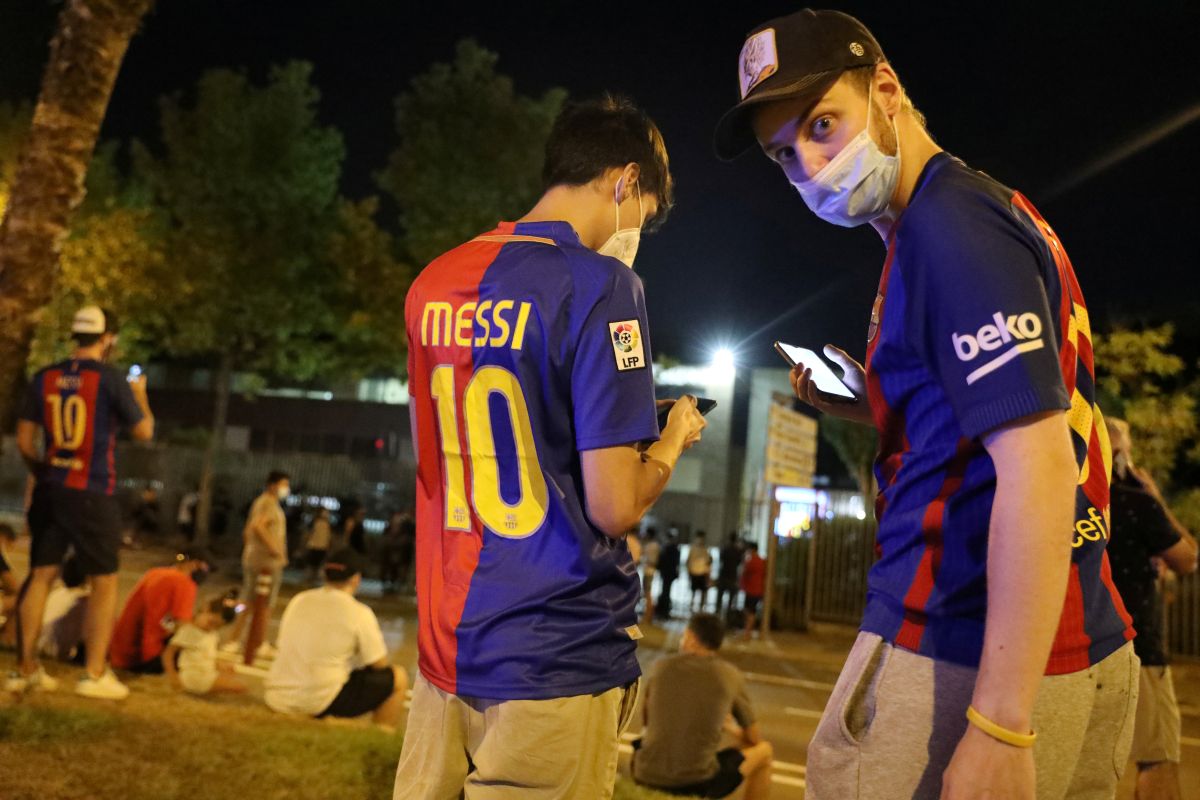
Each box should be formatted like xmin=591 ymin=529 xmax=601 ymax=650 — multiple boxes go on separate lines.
xmin=849 ymin=41 xmax=866 ymax=57
xmin=739 ymin=28 xmax=778 ymax=100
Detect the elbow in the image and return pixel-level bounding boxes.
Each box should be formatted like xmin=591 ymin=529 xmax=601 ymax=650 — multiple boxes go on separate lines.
xmin=587 ymin=505 xmax=638 ymax=540
xmin=132 ymin=421 xmax=155 ymax=442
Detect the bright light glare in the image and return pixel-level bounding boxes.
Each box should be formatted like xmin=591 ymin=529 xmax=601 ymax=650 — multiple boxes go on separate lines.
xmin=709 ymin=348 xmax=736 ymax=384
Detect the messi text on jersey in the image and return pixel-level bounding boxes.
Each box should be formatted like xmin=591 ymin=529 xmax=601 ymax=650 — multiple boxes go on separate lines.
xmin=419 ymin=300 xmax=533 ymax=350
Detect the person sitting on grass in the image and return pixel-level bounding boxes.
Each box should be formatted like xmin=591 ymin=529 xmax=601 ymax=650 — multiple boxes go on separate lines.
xmin=162 ymin=594 xmax=247 ymax=696
xmin=264 ymin=548 xmax=408 ymax=732
xmin=0 ymin=522 xmax=21 ymax=647
xmin=39 ymin=554 xmax=90 ymax=662
xmin=108 ymin=547 xmax=215 ymax=673
xmin=632 ymin=613 xmax=773 ymax=799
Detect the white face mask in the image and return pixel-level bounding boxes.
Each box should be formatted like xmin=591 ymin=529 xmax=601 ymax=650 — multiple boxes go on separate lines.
xmin=597 ymin=179 xmax=643 ymax=268
xmin=791 ymin=85 xmax=900 ymax=228
xmin=276 ymin=486 xmax=290 ymax=501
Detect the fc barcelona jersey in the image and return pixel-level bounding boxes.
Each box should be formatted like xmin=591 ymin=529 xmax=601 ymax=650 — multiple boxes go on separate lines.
xmin=862 ymin=154 xmax=1133 ymax=674
xmin=405 ymin=220 xmax=659 ymax=700
xmin=20 ymin=359 xmax=144 ymax=496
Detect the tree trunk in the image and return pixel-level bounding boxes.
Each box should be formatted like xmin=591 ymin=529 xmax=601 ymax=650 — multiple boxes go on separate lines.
xmin=0 ymin=0 xmax=155 ymax=433
xmin=194 ymin=353 xmax=233 ymax=547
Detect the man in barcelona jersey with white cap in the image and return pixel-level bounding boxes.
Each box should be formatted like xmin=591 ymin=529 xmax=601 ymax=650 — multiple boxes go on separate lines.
xmin=716 ymin=9 xmax=1137 ymax=800
xmin=6 ymin=305 xmax=155 ymax=700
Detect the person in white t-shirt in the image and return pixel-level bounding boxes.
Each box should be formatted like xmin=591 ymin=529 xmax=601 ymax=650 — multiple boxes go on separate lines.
xmin=38 ymin=555 xmax=90 ymax=661
xmin=264 ymin=548 xmax=408 ymax=732
xmin=163 ymin=595 xmax=247 ymax=696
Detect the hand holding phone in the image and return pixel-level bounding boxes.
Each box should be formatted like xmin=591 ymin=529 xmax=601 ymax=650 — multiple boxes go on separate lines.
xmin=774 ymin=341 xmax=874 ymax=425
xmin=657 ymin=396 xmax=717 ymax=432
xmin=657 ymin=395 xmax=709 ymax=451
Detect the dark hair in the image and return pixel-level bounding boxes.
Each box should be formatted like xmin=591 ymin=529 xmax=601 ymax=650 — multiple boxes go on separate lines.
xmin=687 ymin=613 xmax=726 ymax=651
xmin=542 ymin=94 xmax=674 ymax=230
xmin=267 ymin=470 xmax=290 ymax=486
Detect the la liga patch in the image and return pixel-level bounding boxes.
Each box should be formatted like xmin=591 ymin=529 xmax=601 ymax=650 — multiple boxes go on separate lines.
xmin=609 ymin=319 xmax=646 ymax=371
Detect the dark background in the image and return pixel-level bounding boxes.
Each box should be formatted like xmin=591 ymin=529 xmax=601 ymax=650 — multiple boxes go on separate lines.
xmin=4 ymin=0 xmax=1198 ymax=368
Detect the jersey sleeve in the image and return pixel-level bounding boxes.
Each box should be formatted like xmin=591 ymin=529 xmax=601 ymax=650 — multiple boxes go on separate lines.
xmin=356 ymin=605 xmax=389 ymax=666
xmin=1126 ymin=486 xmax=1183 ymax=556
xmin=901 ymin=199 xmax=1070 ymax=439
xmin=570 ymin=265 xmax=659 ymax=451
xmin=106 ymin=370 xmax=145 ymax=428
xmin=18 ymin=374 xmax=43 ymax=423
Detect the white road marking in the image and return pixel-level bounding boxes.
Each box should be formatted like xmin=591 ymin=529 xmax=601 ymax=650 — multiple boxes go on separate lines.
xmin=784 ymin=707 xmax=823 ymax=720
xmin=1182 ymin=736 xmax=1200 ymax=748
xmin=743 ymin=671 xmax=836 ymax=691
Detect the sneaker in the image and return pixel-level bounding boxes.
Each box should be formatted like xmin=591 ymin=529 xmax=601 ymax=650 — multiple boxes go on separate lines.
xmin=5 ymin=666 xmax=60 ymax=693
xmin=219 ymin=640 xmax=243 ymax=655
xmin=75 ymin=669 xmax=130 ymax=700
xmin=255 ymin=641 xmax=278 ymax=659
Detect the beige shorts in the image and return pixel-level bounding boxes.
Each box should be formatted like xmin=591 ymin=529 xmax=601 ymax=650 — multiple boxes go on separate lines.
xmin=393 ymin=673 xmax=640 ymax=800
xmin=807 ymin=632 xmax=1139 ymax=800
xmin=179 ymin=668 xmax=218 ymax=695
xmin=1131 ymin=665 xmax=1181 ymax=765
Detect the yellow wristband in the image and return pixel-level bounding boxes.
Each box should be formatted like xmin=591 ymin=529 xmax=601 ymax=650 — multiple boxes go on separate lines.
xmin=966 ymin=705 xmax=1036 ymax=748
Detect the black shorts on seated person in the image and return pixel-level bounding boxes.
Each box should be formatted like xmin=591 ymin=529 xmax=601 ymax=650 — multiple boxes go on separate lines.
xmin=632 ymin=739 xmax=745 ymax=798
xmin=318 ymin=666 xmax=395 ymax=719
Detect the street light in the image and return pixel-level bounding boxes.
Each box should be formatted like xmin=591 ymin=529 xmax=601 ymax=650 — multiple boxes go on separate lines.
xmin=710 ymin=347 xmax=736 ymax=384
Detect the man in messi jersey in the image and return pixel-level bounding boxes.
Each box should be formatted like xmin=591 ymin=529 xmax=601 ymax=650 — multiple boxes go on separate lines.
xmin=393 ymin=96 xmax=707 ymax=800
xmin=716 ymin=9 xmax=1136 ymax=800
xmin=7 ymin=306 xmax=155 ymax=700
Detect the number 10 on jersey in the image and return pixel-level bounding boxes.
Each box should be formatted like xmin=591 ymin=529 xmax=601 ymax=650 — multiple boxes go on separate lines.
xmin=430 ymin=365 xmax=549 ymax=539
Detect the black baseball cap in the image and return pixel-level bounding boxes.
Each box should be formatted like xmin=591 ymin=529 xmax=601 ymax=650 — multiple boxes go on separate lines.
xmin=324 ymin=548 xmax=364 ymax=583
xmin=714 ymin=9 xmax=886 ymax=161
xmin=177 ymin=546 xmax=216 ymax=570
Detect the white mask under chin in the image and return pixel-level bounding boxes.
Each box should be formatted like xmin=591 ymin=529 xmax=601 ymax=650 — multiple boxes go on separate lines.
xmin=790 ymin=85 xmax=900 ymax=228
xmin=597 ymin=180 xmax=643 ymax=268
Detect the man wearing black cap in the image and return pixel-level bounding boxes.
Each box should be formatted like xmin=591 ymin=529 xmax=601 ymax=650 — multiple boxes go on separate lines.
xmin=717 ymin=10 xmax=1136 ymax=800
xmin=265 ymin=548 xmax=408 ymax=732
xmin=7 ymin=305 xmax=155 ymax=701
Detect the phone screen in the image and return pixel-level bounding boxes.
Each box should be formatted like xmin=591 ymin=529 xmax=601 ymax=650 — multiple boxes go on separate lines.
xmin=657 ymin=397 xmax=717 ymax=431
xmin=126 ymin=364 xmax=142 ymax=382
xmin=774 ymin=342 xmax=856 ymax=400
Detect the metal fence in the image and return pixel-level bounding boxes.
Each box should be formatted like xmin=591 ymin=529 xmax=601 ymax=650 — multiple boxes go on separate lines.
xmin=768 ymin=515 xmax=1200 ymax=660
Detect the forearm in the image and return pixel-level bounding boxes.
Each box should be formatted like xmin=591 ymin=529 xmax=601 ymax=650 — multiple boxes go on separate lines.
xmin=971 ymin=461 xmax=1075 ymax=732
xmin=16 ymin=422 xmax=42 ymax=475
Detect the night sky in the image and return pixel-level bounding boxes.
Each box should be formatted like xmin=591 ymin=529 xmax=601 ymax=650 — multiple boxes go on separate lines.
xmin=4 ymin=1 xmax=1199 ymax=369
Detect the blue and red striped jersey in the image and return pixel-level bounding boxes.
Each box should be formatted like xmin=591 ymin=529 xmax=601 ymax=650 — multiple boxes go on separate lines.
xmin=20 ymin=359 xmax=144 ymax=496
xmin=405 ymin=220 xmax=658 ymax=700
xmin=861 ymin=154 xmax=1133 ymax=675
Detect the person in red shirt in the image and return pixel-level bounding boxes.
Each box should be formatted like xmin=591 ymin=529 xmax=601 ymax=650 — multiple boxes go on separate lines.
xmin=109 ymin=548 xmax=214 ymax=672
xmin=739 ymin=544 xmax=766 ymax=639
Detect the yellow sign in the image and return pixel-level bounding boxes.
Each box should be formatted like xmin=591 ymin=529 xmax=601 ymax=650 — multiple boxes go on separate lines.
xmin=764 ymin=401 xmax=817 ymax=488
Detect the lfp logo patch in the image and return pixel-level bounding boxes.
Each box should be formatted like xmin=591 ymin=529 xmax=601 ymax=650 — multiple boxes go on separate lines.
xmin=609 ymin=320 xmax=646 ymax=371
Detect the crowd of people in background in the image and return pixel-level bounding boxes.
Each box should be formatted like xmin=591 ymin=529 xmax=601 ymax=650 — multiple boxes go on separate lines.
xmin=637 ymin=526 xmax=768 ymax=639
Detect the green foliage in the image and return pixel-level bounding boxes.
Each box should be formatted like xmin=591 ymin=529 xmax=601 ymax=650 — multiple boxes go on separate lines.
xmin=27 ymin=142 xmax=166 ymax=370
xmin=0 ymin=705 xmax=119 ymax=743
xmin=820 ymin=415 xmax=878 ymax=495
xmin=378 ymin=39 xmax=567 ymax=264
xmin=0 ymin=101 xmax=32 ymax=211
xmin=1094 ymin=324 xmax=1198 ymax=486
xmin=1172 ymin=487 xmax=1200 ymax=533
xmin=132 ymin=61 xmax=346 ymax=380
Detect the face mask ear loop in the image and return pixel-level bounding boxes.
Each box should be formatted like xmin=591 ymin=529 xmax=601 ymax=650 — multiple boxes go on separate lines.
xmin=614 ymin=176 xmax=624 ymax=233
xmin=635 ymin=181 xmax=643 ymax=227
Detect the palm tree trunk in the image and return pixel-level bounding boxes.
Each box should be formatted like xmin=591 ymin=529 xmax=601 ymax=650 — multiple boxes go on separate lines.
xmin=0 ymin=0 xmax=155 ymax=432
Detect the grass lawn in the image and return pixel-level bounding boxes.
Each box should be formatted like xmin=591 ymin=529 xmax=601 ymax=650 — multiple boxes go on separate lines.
xmin=0 ymin=669 xmax=693 ymax=800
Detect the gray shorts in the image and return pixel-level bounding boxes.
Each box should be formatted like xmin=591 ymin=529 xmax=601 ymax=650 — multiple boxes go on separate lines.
xmin=240 ymin=562 xmax=283 ymax=616
xmin=393 ymin=673 xmax=640 ymax=800
xmin=1132 ymin=665 xmax=1181 ymax=765
xmin=806 ymin=632 xmax=1139 ymax=800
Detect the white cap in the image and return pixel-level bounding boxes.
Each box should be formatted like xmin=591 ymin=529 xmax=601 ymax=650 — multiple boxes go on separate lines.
xmin=71 ymin=305 xmax=107 ymax=334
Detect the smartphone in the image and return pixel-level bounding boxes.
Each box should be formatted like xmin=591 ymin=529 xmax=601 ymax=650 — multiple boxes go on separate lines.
xmin=774 ymin=342 xmax=857 ymax=402
xmin=657 ymin=396 xmax=717 ymax=431
xmin=126 ymin=364 xmax=143 ymax=382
